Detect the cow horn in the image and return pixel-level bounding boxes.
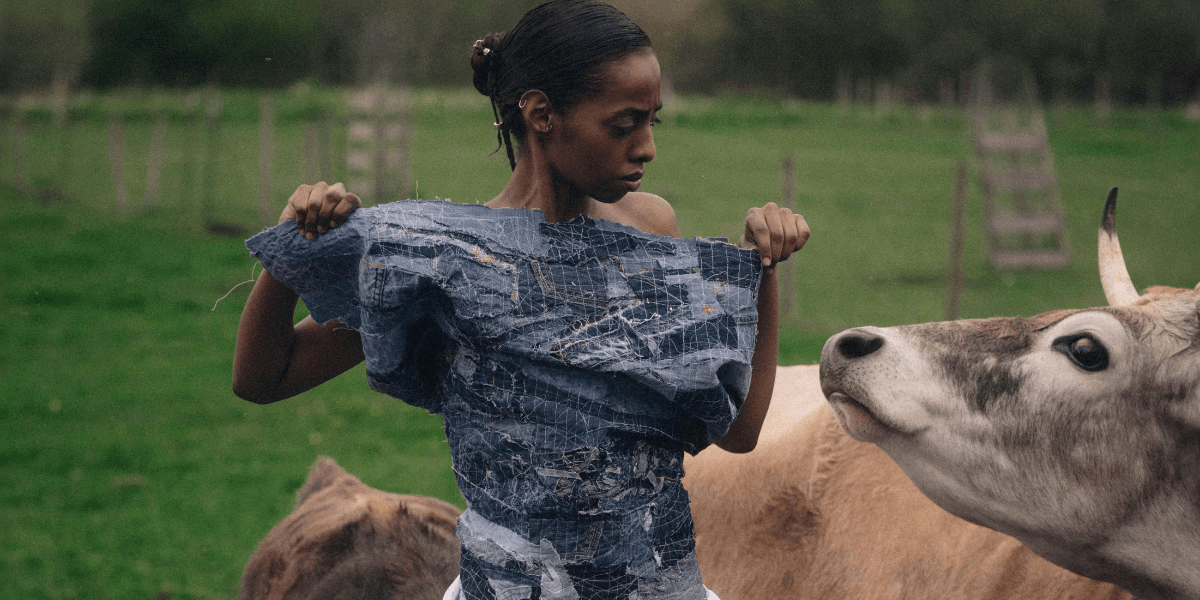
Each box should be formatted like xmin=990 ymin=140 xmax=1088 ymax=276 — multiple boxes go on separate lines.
xmin=1098 ymin=188 xmax=1140 ymax=306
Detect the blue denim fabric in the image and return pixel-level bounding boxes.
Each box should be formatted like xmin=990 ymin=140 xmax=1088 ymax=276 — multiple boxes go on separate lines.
xmin=246 ymin=200 xmax=762 ymax=600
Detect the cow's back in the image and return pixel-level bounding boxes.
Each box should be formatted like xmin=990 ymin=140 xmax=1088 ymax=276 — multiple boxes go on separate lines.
xmin=685 ymin=365 xmax=1136 ymax=600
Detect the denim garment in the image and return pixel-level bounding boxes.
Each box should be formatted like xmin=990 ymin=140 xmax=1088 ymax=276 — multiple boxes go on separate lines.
xmin=246 ymin=200 xmax=763 ymax=600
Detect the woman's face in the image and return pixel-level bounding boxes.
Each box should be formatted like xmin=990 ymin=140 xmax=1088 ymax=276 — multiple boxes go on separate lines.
xmin=547 ymin=49 xmax=661 ymax=204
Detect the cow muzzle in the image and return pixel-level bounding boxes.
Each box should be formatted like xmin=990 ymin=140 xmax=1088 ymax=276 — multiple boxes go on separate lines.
xmin=819 ymin=327 xmax=902 ymax=442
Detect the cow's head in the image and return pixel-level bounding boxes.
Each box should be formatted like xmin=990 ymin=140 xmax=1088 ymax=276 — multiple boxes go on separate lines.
xmin=240 ymin=457 xmax=462 ymax=600
xmin=819 ymin=189 xmax=1200 ymax=599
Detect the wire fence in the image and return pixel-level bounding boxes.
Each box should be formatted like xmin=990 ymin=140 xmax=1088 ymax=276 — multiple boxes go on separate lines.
xmin=0 ymin=87 xmax=413 ymax=236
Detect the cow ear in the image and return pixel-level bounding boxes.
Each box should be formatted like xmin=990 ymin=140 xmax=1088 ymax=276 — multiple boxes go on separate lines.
xmin=295 ymin=456 xmax=353 ymax=506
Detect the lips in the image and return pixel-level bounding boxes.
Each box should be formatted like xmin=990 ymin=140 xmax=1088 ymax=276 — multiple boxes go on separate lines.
xmin=618 ymin=172 xmax=643 ymax=192
xmin=825 ymin=389 xmax=892 ymax=443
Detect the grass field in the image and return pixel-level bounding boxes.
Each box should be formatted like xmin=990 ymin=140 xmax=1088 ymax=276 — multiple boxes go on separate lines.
xmin=2 ymin=89 xmax=1198 ymax=599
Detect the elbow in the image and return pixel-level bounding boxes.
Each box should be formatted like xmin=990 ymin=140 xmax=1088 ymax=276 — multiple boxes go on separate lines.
xmin=232 ymin=373 xmax=279 ymax=405
xmin=714 ymin=431 xmax=760 ymax=454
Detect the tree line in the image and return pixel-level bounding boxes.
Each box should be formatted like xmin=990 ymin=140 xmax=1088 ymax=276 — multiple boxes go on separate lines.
xmin=3 ymin=0 xmax=1198 ymax=105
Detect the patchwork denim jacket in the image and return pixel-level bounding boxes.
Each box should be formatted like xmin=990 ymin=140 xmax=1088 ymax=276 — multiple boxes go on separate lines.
xmin=247 ymin=200 xmax=763 ymax=600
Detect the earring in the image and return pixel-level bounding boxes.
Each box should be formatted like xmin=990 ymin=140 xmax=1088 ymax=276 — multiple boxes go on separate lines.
xmin=519 ymin=99 xmax=528 ymax=109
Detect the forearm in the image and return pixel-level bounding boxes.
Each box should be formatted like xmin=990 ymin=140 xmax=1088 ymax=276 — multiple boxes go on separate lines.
xmin=716 ymin=268 xmax=778 ymax=453
xmin=233 ymin=269 xmax=301 ymax=403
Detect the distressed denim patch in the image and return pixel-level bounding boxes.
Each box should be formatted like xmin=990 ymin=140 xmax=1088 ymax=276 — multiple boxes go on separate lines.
xmin=246 ymin=200 xmax=762 ymax=600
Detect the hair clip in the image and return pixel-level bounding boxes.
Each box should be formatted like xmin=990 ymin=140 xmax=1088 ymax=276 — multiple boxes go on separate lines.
xmin=493 ymin=121 xmax=503 ymax=131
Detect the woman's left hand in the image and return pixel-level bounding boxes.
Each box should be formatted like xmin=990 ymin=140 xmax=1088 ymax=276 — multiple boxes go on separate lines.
xmin=739 ymin=202 xmax=810 ymax=268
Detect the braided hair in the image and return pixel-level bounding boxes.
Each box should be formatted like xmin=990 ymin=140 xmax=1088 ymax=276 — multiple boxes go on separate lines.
xmin=469 ymin=0 xmax=652 ymax=170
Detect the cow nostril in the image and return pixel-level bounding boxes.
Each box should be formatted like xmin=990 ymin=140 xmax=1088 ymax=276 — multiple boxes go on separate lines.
xmin=836 ymin=332 xmax=884 ymax=359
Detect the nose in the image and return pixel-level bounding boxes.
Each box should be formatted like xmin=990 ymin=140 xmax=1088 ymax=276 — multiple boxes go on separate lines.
xmin=835 ymin=329 xmax=885 ymax=359
xmin=633 ymin=126 xmax=655 ymax=164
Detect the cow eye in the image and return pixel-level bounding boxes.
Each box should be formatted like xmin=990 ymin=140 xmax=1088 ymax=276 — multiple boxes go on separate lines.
xmin=1053 ymin=334 xmax=1109 ymax=372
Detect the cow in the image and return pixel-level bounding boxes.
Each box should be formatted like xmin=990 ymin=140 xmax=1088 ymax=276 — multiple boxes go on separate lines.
xmin=244 ymin=368 xmax=1133 ymax=599
xmin=239 ymin=457 xmax=461 ymax=600
xmin=818 ymin=189 xmax=1199 ymax=600
xmin=683 ymin=365 xmax=1133 ymax=600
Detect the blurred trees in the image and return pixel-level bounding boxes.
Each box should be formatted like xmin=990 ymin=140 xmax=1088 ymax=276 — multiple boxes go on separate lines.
xmin=1 ymin=0 xmax=1196 ymax=105
xmin=0 ymin=0 xmax=91 ymax=90
xmin=710 ymin=0 xmax=1199 ymax=104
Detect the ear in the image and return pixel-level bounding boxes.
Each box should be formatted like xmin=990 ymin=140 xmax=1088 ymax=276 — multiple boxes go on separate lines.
xmin=518 ymin=90 xmax=553 ymax=135
xmin=295 ymin=456 xmax=354 ymax=506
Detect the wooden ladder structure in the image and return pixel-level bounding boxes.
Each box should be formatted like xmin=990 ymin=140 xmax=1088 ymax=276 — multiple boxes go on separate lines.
xmin=347 ymin=86 xmax=412 ymax=205
xmin=970 ymin=63 xmax=1070 ymax=269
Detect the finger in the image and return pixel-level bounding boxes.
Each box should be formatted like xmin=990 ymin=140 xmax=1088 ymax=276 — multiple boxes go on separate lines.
xmin=765 ymin=205 xmax=785 ymax=266
xmin=776 ymin=207 xmax=797 ymax=263
xmin=330 ymin=192 xmax=361 ymax=228
xmin=744 ymin=208 xmax=773 ymax=267
xmin=304 ymin=182 xmax=329 ymax=240
xmin=317 ymin=183 xmax=344 ymax=233
xmin=793 ymin=213 xmax=811 ymax=251
xmin=287 ymin=184 xmax=312 ymax=229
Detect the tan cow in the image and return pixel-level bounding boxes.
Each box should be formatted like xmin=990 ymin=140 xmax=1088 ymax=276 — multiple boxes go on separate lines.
xmin=684 ymin=365 xmax=1133 ymax=600
xmin=819 ymin=189 xmax=1198 ymax=600
xmin=244 ymin=368 xmax=1133 ymax=599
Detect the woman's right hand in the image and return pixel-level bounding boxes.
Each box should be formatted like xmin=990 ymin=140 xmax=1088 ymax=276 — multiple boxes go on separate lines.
xmin=279 ymin=182 xmax=362 ymax=240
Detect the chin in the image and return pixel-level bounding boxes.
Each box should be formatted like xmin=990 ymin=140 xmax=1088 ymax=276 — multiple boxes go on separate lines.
xmin=591 ymin=190 xmax=629 ymax=205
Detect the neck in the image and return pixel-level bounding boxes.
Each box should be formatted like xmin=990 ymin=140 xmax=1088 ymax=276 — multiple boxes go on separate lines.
xmin=1027 ymin=492 xmax=1200 ymax=600
xmin=1094 ymin=494 xmax=1200 ymax=600
xmin=487 ymin=152 xmax=591 ymax=224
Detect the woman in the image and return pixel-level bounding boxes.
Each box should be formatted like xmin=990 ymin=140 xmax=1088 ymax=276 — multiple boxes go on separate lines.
xmin=234 ymin=1 xmax=808 ymax=598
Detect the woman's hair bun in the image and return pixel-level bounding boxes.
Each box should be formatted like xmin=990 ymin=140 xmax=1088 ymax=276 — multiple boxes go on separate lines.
xmin=470 ymin=32 xmax=506 ymax=97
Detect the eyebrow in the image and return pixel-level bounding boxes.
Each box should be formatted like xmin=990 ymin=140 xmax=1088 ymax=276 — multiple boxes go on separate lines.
xmin=609 ymin=104 xmax=664 ymax=120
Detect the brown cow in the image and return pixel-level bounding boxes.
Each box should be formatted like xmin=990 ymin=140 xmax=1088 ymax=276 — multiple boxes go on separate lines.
xmin=819 ymin=190 xmax=1197 ymax=600
xmin=239 ymin=457 xmax=461 ymax=600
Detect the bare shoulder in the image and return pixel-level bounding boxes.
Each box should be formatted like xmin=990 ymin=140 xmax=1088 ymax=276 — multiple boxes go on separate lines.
xmin=606 ymin=192 xmax=681 ymax=238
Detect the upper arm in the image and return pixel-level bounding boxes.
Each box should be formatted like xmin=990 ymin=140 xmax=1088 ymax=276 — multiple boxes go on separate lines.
xmin=233 ymin=266 xmax=366 ymax=404
xmin=283 ymin=315 xmax=366 ymax=395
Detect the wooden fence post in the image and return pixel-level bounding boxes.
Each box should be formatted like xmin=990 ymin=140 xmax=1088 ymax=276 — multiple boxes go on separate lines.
xmin=108 ymin=111 xmax=129 ymax=210
xmin=201 ymin=89 xmax=222 ymax=226
xmin=302 ymin=113 xmax=334 ymax=185
xmin=180 ymin=93 xmax=201 ymax=223
xmin=945 ymin=162 xmax=968 ymax=320
xmin=11 ymin=99 xmax=29 ymax=192
xmin=304 ymin=121 xmax=319 ymax=184
xmin=836 ymin=68 xmax=853 ymax=113
xmin=1095 ymin=72 xmax=1112 ymax=122
xmin=51 ymin=73 xmax=72 ymax=202
xmin=779 ymin=153 xmax=797 ymax=318
xmin=257 ymin=94 xmax=276 ymax=228
xmin=144 ymin=97 xmax=168 ymax=210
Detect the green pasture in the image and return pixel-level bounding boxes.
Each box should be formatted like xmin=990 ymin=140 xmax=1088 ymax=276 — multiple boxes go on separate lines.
xmin=2 ymin=89 xmax=1198 ymax=599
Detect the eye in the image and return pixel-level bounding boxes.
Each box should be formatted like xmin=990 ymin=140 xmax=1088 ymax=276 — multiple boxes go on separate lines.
xmin=612 ymin=122 xmax=636 ymax=137
xmin=1052 ymin=334 xmax=1109 ymax=372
